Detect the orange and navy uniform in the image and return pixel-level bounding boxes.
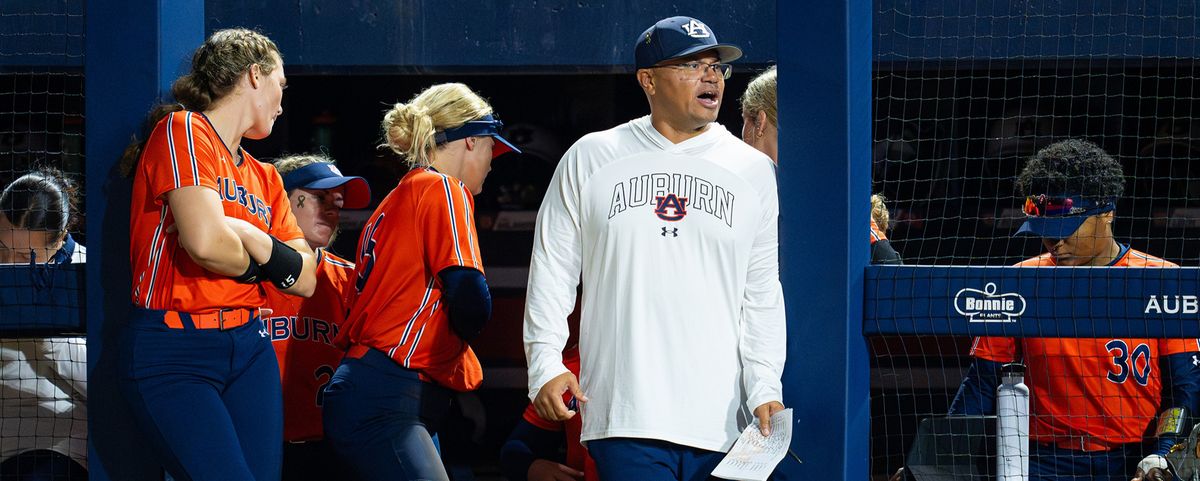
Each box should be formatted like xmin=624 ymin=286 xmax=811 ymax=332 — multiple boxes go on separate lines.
xmin=122 ymin=109 xmax=300 ymax=480
xmin=337 ymin=167 xmax=484 ymax=392
xmin=870 ymin=218 xmax=886 ymax=245
xmin=263 ymin=249 xmax=354 ymax=442
xmin=519 ymin=348 xmax=599 ymax=481
xmin=869 ymin=218 xmax=902 ymax=264
xmin=130 ymin=110 xmax=304 ymax=313
xmin=971 ymin=247 xmax=1200 ymax=449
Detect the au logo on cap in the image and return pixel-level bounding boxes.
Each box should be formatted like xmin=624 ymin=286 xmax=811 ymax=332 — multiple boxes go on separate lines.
xmin=682 ymin=19 xmax=711 ymax=38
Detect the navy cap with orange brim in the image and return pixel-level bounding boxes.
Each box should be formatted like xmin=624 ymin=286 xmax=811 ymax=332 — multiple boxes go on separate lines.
xmin=282 ymin=162 xmax=372 ymax=210
xmin=1014 ymin=194 xmax=1115 ymax=239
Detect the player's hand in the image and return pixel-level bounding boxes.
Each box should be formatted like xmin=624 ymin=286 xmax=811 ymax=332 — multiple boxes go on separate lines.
xmin=1132 ymin=454 xmax=1174 ymax=481
xmin=534 ymin=372 xmax=587 ymax=422
xmin=889 ymin=467 xmax=907 ymax=481
xmin=528 ymin=459 xmax=584 ymax=481
xmin=753 ymin=401 xmax=785 ymax=436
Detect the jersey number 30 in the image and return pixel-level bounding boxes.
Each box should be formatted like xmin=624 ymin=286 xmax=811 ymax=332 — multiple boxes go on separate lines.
xmin=1106 ymin=340 xmax=1151 ymax=386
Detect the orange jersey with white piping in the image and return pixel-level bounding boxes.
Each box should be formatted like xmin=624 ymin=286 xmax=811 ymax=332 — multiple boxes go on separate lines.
xmin=971 ymin=247 xmax=1199 ymax=445
xmin=263 ymin=249 xmax=354 ymax=441
xmin=337 ymin=167 xmax=484 ymax=392
xmin=870 ymin=218 xmax=887 ymax=244
xmin=129 ymin=111 xmax=304 ymax=312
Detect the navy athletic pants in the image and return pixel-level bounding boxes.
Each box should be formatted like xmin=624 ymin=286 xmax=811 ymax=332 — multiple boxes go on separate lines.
xmin=589 ymin=437 xmax=725 ymax=481
xmin=322 ymin=347 xmax=453 ymax=481
xmin=1029 ymin=441 xmax=1140 ymax=481
xmin=118 ymin=308 xmax=282 ymax=481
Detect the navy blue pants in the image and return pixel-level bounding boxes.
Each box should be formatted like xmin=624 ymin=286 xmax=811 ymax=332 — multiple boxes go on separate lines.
xmin=1029 ymin=442 xmax=1139 ymax=481
xmin=322 ymin=347 xmax=453 ymax=481
xmin=588 ymin=437 xmax=725 ymax=481
xmin=118 ymin=308 xmax=282 ymax=481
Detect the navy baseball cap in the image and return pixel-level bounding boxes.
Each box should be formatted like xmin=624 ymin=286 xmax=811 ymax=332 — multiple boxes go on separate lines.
xmin=1015 ymin=194 xmax=1116 ymax=239
xmin=635 ymin=16 xmax=743 ymax=69
xmin=282 ymin=162 xmax=372 ymax=209
xmin=435 ymin=114 xmax=522 ymax=159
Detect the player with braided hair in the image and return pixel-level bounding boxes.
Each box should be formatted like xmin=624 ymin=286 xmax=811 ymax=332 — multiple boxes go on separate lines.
xmin=121 ymin=28 xmax=317 ymax=481
xmin=952 ymin=139 xmax=1200 ymax=481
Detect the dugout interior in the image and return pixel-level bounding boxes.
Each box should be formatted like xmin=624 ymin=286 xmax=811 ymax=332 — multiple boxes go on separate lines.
xmin=222 ymin=62 xmax=1200 ymax=475
xmin=7 ymin=62 xmax=1200 ymax=477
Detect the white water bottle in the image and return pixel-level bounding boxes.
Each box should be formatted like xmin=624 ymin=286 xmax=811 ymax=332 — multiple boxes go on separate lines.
xmin=996 ymin=362 xmax=1029 ymax=481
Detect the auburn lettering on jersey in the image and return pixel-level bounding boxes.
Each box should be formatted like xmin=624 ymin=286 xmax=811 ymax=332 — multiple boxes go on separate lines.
xmin=264 ymin=249 xmax=354 ymax=442
xmin=130 ymin=111 xmax=305 ymax=312
xmin=971 ymin=247 xmax=1199 ymax=445
xmin=337 ymin=168 xmax=484 ymax=392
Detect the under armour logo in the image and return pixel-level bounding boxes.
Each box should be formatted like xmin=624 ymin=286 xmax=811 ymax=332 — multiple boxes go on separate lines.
xmin=661 ymin=227 xmax=679 ymax=237
xmin=1193 ymin=354 xmax=1199 ymax=367
xmin=681 ymin=19 xmax=711 ymax=38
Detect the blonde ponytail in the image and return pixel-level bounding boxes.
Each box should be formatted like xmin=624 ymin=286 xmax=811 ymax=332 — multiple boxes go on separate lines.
xmin=383 ymin=102 xmax=437 ymax=167
xmin=381 ymin=83 xmax=494 ymax=168
xmin=870 ymin=194 xmax=890 ymax=232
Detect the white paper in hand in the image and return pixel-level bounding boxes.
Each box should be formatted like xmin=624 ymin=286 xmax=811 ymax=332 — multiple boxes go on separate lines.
xmin=711 ymin=408 xmax=793 ymax=481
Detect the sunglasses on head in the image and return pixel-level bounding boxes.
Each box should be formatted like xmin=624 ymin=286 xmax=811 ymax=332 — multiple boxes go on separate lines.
xmin=1023 ymin=195 xmax=1075 ymax=217
xmin=1023 ymin=194 xmax=1115 ymax=218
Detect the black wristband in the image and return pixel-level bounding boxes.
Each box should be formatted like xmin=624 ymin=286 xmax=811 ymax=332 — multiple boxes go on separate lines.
xmin=232 ymin=259 xmax=262 ymax=283
xmin=260 ymin=236 xmax=303 ymax=289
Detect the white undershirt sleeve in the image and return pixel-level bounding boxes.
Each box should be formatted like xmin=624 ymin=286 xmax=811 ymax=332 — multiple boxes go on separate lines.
xmin=524 ymin=148 xmax=584 ymax=401
xmin=739 ymin=175 xmax=787 ymax=413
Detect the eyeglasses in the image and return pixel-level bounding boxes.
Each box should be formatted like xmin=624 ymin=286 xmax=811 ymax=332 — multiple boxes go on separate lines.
xmin=651 ymin=61 xmax=732 ymax=79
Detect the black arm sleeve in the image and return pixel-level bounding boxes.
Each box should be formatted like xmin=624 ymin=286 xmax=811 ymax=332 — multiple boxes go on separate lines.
xmin=438 ymin=266 xmax=492 ymax=341
xmin=499 ymin=418 xmax=566 ymax=481
xmin=948 ymin=357 xmax=1003 ymax=416
xmin=260 ymin=235 xmax=303 ymax=289
xmin=871 ymin=239 xmax=903 ymax=265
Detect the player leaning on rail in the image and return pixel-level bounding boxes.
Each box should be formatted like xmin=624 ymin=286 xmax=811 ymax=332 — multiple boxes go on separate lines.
xmin=898 ymin=139 xmax=1200 ymax=481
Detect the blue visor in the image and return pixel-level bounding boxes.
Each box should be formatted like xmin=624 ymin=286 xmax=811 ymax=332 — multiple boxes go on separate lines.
xmin=1014 ymin=194 xmax=1115 ymax=239
xmin=434 ymin=114 xmax=522 ymax=158
xmin=281 ymin=162 xmax=372 ymax=209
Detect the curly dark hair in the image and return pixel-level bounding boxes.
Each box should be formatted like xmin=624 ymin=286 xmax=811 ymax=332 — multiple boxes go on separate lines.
xmin=1016 ymin=138 xmax=1125 ymax=202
